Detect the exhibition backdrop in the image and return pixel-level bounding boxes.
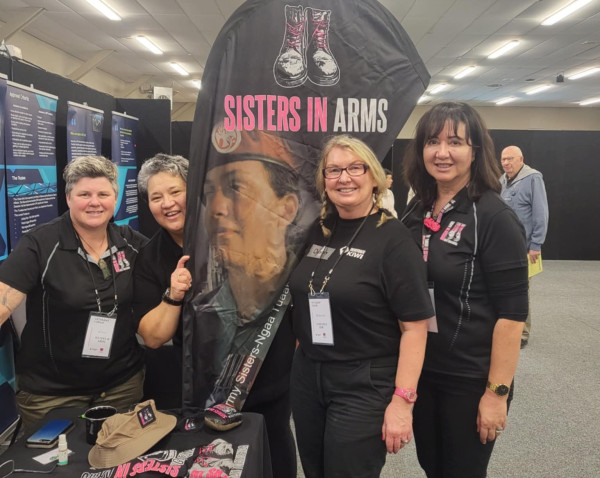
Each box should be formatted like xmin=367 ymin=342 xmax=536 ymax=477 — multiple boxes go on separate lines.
xmin=0 ymin=56 xmax=170 ymax=256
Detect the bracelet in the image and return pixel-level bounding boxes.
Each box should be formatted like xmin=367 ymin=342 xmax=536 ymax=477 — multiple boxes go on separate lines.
xmin=161 ymin=288 xmax=183 ymax=306
xmin=394 ymin=387 xmax=417 ymax=403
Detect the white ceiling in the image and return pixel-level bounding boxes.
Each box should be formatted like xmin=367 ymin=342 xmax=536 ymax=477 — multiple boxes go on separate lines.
xmin=1 ymin=0 xmax=599 ymax=108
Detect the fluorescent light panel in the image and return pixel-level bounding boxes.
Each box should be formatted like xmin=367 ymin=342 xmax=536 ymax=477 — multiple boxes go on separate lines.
xmin=579 ymin=97 xmax=600 ymax=106
xmin=541 ymin=0 xmax=592 ymax=26
xmin=568 ymin=67 xmax=600 ymax=80
xmin=86 ymin=0 xmax=121 ymax=21
xmin=496 ymin=97 xmax=517 ymax=105
xmin=526 ymin=84 xmax=552 ymax=95
xmin=429 ymin=84 xmax=448 ymax=94
xmin=192 ymin=80 xmax=202 ymax=89
xmin=488 ymin=41 xmax=520 ymax=59
xmin=136 ymin=36 xmax=162 ymax=55
xmin=170 ymin=62 xmax=189 ymax=76
xmin=454 ymin=66 xmax=476 ymax=79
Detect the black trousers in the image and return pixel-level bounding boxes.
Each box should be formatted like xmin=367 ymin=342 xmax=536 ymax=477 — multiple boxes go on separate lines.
xmin=290 ymin=347 xmax=396 ymax=478
xmin=413 ymin=371 xmax=513 ymax=478
xmin=247 ymin=390 xmax=297 ymax=478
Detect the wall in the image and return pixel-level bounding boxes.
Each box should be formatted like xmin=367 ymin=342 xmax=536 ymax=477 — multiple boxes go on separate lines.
xmin=0 ymin=56 xmax=172 ymax=239
xmin=399 ymin=106 xmax=600 ymax=138
xmin=383 ymin=129 xmax=600 ymax=261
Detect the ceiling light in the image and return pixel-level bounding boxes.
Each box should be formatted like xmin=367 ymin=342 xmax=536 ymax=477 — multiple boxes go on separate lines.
xmin=86 ymin=0 xmax=121 ymax=21
xmin=567 ymin=67 xmax=600 ymax=80
xmin=417 ymin=95 xmax=430 ymax=104
xmin=488 ymin=41 xmax=520 ymax=59
xmin=429 ymin=84 xmax=448 ymax=94
xmin=170 ymin=62 xmax=189 ymax=76
xmin=541 ymin=0 xmax=592 ymax=26
xmin=136 ymin=36 xmax=162 ymax=55
xmin=192 ymin=80 xmax=202 ymax=89
xmin=579 ymin=97 xmax=600 ymax=106
xmin=454 ymin=66 xmax=476 ymax=79
xmin=526 ymin=84 xmax=552 ymax=95
xmin=495 ymin=97 xmax=517 ymax=105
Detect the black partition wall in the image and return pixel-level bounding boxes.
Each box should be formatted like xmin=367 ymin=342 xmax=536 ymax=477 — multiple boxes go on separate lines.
xmin=172 ymin=119 xmax=599 ymax=260
xmin=0 ymin=56 xmax=171 ymax=238
xmin=383 ymin=130 xmax=600 ymax=261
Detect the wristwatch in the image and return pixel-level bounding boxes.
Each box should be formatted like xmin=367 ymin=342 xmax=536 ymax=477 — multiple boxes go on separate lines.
xmin=486 ymin=381 xmax=510 ymax=396
xmin=394 ymin=387 xmax=417 ymax=403
xmin=161 ymin=288 xmax=184 ymax=306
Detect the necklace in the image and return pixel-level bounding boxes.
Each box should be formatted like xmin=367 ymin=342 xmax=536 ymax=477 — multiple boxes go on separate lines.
xmin=80 ymin=235 xmax=111 ymax=280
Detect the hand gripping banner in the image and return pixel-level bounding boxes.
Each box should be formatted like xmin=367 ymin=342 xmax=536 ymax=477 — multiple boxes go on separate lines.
xmin=182 ymin=0 xmax=430 ymax=414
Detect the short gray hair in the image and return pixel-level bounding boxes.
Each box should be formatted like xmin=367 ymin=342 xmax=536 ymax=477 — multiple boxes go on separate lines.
xmin=63 ymin=156 xmax=118 ymax=195
xmin=138 ymin=154 xmax=189 ymax=197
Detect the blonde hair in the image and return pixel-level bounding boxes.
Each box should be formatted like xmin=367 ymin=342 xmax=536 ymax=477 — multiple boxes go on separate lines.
xmin=316 ymin=135 xmax=392 ymax=236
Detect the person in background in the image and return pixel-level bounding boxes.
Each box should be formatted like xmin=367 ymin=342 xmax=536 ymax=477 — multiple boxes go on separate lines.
xmin=134 ymin=154 xmax=192 ymax=409
xmin=402 ymin=102 xmax=529 ymax=478
xmin=290 ymin=134 xmax=433 ymax=478
xmin=0 ymin=156 xmax=147 ymax=431
xmin=381 ymin=168 xmax=398 ymax=217
xmin=500 ymin=145 xmax=549 ymax=348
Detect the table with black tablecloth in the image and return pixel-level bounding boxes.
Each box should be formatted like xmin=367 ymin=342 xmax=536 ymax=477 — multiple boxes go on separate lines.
xmin=2 ymin=407 xmax=272 ymax=477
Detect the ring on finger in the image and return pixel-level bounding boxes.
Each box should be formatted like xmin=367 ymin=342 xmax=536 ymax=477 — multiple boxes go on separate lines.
xmin=401 ymin=439 xmax=409 ymax=445
xmin=496 ymin=428 xmax=503 ymax=433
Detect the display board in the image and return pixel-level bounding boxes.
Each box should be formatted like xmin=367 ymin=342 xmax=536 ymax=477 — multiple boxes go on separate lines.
xmin=111 ymin=111 xmax=139 ymax=229
xmin=0 ymin=74 xmax=7 ymax=261
xmin=66 ymin=101 xmax=104 ymax=162
xmin=4 ymin=81 xmax=58 ymax=249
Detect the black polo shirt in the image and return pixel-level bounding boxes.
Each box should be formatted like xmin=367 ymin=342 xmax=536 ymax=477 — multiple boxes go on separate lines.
xmin=133 ymin=227 xmax=184 ymax=347
xmin=402 ymin=188 xmax=528 ymax=378
xmin=0 ymin=212 xmax=147 ymax=395
xmin=290 ymin=213 xmax=434 ymax=362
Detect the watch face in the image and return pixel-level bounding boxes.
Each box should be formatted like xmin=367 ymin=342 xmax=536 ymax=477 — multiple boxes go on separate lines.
xmin=406 ymin=390 xmax=417 ymax=401
xmin=495 ymin=384 xmax=510 ymax=396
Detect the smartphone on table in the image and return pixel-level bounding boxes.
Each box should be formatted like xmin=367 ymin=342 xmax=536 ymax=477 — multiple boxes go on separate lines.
xmin=26 ymin=419 xmax=74 ymax=448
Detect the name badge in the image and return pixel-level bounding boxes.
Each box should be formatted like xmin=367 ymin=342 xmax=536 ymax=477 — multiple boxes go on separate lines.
xmin=308 ymin=292 xmax=334 ymax=346
xmin=82 ymin=312 xmax=116 ymax=358
xmin=427 ymin=285 xmax=438 ymax=333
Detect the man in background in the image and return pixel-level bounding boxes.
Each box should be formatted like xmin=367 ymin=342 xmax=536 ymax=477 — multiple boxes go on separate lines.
xmin=382 ymin=168 xmax=398 ymax=218
xmin=500 ymin=145 xmax=549 ymax=348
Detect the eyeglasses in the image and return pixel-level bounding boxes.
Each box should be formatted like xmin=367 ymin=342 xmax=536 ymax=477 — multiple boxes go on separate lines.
xmin=0 ymin=460 xmax=57 ymax=477
xmin=322 ymin=164 xmax=369 ymax=179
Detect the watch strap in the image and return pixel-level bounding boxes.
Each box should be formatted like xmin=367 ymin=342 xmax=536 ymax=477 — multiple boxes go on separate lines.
xmin=393 ymin=387 xmax=417 ymax=403
xmin=161 ymin=288 xmax=183 ymax=306
xmin=486 ymin=381 xmax=510 ymax=396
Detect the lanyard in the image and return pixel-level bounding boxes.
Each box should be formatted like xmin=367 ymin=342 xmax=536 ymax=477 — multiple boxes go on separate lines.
xmin=79 ymin=236 xmax=118 ymax=314
xmin=308 ymin=204 xmax=374 ymax=295
xmin=422 ymin=200 xmax=455 ymax=262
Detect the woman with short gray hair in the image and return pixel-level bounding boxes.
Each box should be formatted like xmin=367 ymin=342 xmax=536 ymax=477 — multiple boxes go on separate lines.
xmin=134 ymin=153 xmax=192 ymax=409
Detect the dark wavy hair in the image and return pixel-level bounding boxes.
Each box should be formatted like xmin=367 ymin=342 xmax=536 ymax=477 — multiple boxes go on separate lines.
xmin=403 ymin=102 xmax=501 ymax=208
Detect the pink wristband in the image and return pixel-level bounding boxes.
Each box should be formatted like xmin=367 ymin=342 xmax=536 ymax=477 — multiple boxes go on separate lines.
xmin=394 ymin=387 xmax=417 ymax=403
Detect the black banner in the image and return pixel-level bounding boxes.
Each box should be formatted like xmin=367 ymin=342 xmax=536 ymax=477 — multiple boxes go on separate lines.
xmin=182 ymin=0 xmax=430 ymax=409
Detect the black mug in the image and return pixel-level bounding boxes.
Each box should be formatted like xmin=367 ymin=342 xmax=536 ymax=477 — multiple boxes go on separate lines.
xmin=82 ymin=406 xmax=117 ymax=445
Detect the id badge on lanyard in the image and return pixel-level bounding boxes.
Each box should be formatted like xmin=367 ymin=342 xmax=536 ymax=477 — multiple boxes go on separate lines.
xmin=82 ymin=311 xmax=116 ymax=358
xmin=308 ymin=292 xmax=334 ymax=345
